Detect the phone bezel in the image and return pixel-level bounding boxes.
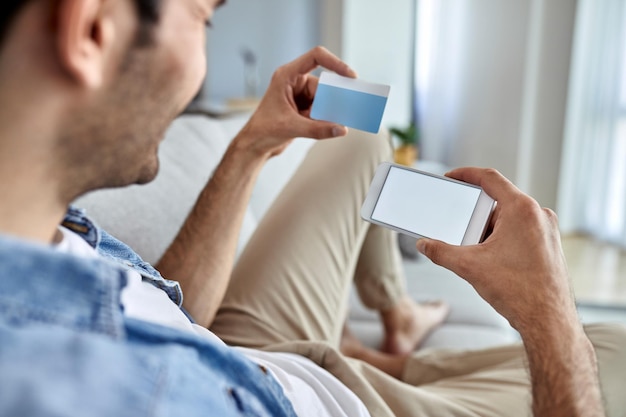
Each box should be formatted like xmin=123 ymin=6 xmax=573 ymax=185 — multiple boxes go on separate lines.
xmin=361 ymin=162 xmax=496 ymax=246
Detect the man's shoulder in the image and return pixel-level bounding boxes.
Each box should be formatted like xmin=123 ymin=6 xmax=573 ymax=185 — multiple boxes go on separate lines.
xmin=0 ymin=232 xmax=128 ymax=335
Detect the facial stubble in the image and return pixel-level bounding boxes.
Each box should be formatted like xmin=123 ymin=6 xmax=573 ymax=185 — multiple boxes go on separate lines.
xmin=57 ymin=44 xmax=183 ymax=203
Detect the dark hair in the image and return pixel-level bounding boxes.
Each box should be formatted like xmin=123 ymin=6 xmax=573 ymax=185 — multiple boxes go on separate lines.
xmin=133 ymin=0 xmax=162 ymax=46
xmin=0 ymin=1 xmax=27 ymax=46
xmin=134 ymin=0 xmax=162 ymax=25
xmin=0 ymin=0 xmax=162 ymax=48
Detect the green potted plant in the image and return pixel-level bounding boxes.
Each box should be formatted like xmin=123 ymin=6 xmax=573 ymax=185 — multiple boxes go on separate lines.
xmin=390 ymin=122 xmax=419 ymax=166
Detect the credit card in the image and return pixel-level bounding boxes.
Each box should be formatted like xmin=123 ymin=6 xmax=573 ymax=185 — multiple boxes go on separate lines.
xmin=311 ymin=72 xmax=391 ymax=134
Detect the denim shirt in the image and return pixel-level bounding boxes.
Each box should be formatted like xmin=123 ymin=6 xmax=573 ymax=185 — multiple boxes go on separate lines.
xmin=0 ymin=207 xmax=297 ymax=417
xmin=62 ymin=207 xmax=184 ymax=306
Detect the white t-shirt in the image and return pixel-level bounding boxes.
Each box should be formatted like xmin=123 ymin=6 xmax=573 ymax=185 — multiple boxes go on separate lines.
xmin=55 ymin=226 xmax=370 ymax=417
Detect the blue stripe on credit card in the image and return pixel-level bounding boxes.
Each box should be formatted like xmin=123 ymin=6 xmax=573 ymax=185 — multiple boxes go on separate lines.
xmin=311 ymin=72 xmax=390 ymax=134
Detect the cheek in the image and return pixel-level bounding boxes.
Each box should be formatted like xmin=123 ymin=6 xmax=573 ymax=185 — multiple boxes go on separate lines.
xmin=155 ymin=0 xmax=209 ymax=101
xmin=167 ymin=32 xmax=207 ymax=101
xmin=187 ymin=46 xmax=207 ymax=93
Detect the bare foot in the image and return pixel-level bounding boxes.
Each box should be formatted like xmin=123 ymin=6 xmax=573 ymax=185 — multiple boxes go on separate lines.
xmin=381 ymin=297 xmax=450 ymax=355
xmin=340 ymin=324 xmax=364 ymax=358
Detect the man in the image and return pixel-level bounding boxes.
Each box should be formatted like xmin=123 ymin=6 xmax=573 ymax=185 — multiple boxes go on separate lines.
xmin=0 ymin=0 xmax=624 ymax=416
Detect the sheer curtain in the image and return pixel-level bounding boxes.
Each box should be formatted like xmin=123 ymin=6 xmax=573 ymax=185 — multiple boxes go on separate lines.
xmin=414 ymin=0 xmax=467 ymax=164
xmin=558 ymin=0 xmax=626 ymax=247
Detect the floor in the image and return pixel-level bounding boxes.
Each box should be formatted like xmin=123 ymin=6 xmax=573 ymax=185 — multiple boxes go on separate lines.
xmin=562 ymin=234 xmax=626 ymax=325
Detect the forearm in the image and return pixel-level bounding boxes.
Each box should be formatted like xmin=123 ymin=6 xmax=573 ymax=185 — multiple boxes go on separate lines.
xmin=155 ymin=47 xmax=354 ymax=327
xmin=155 ymin=129 xmax=268 ymax=328
xmin=520 ymin=314 xmax=604 ymax=417
xmin=417 ymin=168 xmax=608 ymax=415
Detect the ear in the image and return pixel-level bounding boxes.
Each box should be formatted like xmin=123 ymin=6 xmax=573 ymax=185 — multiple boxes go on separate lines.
xmin=56 ymin=0 xmax=115 ymax=89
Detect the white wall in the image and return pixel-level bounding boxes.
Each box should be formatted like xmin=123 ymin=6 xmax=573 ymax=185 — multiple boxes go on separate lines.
xmin=418 ymin=0 xmax=576 ymax=209
xmin=418 ymin=0 xmax=530 ymax=180
xmin=440 ymin=2 xmax=530 ymax=179
xmin=341 ymin=0 xmax=415 ymax=127
xmin=204 ymin=0 xmax=320 ymax=100
xmin=319 ymin=0 xmax=344 ymax=58
xmin=517 ymin=0 xmax=577 ymax=209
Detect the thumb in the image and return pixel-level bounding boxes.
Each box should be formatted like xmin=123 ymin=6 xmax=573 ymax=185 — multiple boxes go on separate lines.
xmin=299 ymin=118 xmax=348 ymax=139
xmin=416 ymin=238 xmax=462 ymax=270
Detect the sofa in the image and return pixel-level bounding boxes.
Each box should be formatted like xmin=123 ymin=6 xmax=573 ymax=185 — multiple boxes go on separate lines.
xmin=75 ymin=113 xmax=518 ymax=352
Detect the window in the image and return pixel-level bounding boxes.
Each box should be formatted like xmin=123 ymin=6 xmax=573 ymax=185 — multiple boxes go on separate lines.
xmin=558 ymin=0 xmax=626 ymax=247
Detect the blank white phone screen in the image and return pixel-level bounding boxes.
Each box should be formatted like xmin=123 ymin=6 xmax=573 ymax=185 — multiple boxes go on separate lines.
xmin=371 ymin=167 xmax=481 ymax=245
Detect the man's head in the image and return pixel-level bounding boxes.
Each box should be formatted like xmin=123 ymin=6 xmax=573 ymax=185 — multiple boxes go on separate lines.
xmin=0 ymin=0 xmax=222 ymax=202
xmin=0 ymin=0 xmax=160 ymax=48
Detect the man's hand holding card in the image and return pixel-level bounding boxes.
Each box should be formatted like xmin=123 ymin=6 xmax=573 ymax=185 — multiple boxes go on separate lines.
xmin=240 ymin=47 xmax=390 ymax=160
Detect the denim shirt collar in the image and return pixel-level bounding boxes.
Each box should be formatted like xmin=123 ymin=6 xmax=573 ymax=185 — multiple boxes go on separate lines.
xmin=0 ymin=233 xmax=127 ymax=339
xmin=61 ymin=206 xmax=183 ymax=307
xmin=62 ymin=206 xmax=100 ymax=249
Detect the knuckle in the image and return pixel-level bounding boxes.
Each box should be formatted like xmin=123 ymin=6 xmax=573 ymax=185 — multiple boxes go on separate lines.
xmin=515 ymin=195 xmax=541 ymax=217
xmin=519 ymin=197 xmax=537 ymax=212
xmin=543 ymin=207 xmax=557 ymax=219
xmin=484 ymin=168 xmax=502 ymax=179
xmin=271 ymin=66 xmax=287 ymax=82
xmin=312 ymin=45 xmax=328 ymax=55
xmin=483 ymin=168 xmax=505 ymax=186
xmin=542 ymin=207 xmax=559 ymax=225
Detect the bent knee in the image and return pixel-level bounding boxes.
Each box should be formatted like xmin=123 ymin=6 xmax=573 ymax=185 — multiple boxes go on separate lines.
xmin=585 ymin=323 xmax=626 ymax=417
xmin=585 ymin=322 xmax=626 ymax=351
xmin=343 ymin=128 xmax=393 ymax=166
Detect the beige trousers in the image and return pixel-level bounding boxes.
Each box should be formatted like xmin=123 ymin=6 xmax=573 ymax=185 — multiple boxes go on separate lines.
xmin=211 ymin=130 xmax=626 ymax=417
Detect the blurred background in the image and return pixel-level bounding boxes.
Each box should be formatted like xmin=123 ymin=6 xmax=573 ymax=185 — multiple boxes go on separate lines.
xmin=197 ymin=0 xmax=626 ymax=318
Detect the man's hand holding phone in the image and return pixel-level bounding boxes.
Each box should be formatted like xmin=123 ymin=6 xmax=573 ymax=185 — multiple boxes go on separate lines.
xmin=415 ymin=167 xmax=604 ymax=417
xmin=417 ymin=168 xmax=604 ymax=417
xmin=415 ymin=167 xmax=575 ymax=333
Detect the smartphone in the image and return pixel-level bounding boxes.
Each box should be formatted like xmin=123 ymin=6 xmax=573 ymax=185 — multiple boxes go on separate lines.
xmin=361 ymin=163 xmax=496 ymax=246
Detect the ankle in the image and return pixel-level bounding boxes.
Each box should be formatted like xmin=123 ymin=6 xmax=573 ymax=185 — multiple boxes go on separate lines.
xmin=381 ymin=296 xmax=414 ymax=330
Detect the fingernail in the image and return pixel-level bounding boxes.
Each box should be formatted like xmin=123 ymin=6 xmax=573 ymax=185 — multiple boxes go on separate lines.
xmin=416 ymin=239 xmax=427 ymax=254
xmin=333 ymin=126 xmax=347 ymax=137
